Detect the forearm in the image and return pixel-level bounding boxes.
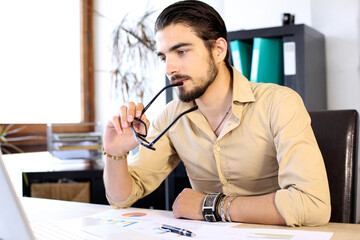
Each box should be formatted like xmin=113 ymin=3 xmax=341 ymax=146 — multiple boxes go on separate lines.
xmin=173 ymin=189 xmax=286 ymax=225
xmin=103 ymin=156 xmax=133 ymax=202
xmin=224 ymin=192 xmax=286 ymax=225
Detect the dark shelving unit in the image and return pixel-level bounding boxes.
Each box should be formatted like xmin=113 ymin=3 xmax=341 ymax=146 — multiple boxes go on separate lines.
xmin=228 ymin=24 xmax=327 ymax=110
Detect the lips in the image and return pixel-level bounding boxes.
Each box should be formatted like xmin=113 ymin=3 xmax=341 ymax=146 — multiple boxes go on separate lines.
xmin=172 ymin=79 xmax=186 ymax=85
xmin=170 ymin=75 xmax=190 ymax=85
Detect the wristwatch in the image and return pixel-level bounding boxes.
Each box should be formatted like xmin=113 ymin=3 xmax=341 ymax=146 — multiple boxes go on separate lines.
xmin=202 ymin=193 xmax=224 ymax=222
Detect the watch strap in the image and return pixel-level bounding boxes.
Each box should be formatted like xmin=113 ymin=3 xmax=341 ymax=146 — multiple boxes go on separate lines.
xmin=202 ymin=192 xmax=224 ymax=222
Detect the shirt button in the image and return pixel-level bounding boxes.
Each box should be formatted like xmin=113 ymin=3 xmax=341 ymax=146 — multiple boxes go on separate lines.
xmin=216 ymin=147 xmax=221 ymax=152
xmin=223 ymin=179 xmax=228 ymax=184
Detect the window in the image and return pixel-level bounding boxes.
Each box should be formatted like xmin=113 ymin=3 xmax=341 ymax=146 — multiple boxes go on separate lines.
xmin=0 ymin=0 xmax=94 ymax=152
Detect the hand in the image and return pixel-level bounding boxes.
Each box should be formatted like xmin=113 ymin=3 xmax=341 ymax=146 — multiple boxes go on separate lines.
xmin=103 ymin=102 xmax=150 ymax=156
xmin=172 ymin=188 xmax=205 ymax=220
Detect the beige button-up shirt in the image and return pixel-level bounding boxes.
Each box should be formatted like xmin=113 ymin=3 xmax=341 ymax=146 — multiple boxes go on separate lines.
xmin=108 ymin=68 xmax=331 ymax=226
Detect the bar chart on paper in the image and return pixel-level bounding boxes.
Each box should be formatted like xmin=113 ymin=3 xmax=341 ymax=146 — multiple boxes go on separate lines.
xmin=95 ymin=212 xmax=148 ymax=228
xmin=97 ymin=218 xmax=139 ymax=228
xmin=87 ymin=210 xmax=189 ymax=238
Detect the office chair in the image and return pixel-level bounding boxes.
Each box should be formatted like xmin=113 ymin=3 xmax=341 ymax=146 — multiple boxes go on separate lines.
xmin=309 ymin=109 xmax=358 ymax=223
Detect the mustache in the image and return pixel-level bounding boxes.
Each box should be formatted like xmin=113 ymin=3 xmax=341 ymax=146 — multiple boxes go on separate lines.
xmin=170 ymin=74 xmax=192 ymax=82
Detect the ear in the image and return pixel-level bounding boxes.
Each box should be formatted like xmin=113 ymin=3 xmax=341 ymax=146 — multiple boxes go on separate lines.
xmin=213 ymin=37 xmax=228 ymax=63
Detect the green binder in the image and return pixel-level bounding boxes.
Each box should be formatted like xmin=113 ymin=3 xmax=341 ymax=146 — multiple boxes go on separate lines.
xmin=250 ymin=38 xmax=284 ymax=85
xmin=230 ymin=40 xmax=253 ymax=79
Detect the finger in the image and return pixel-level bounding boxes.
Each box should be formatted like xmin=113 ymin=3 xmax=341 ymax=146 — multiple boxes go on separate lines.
xmin=112 ymin=115 xmax=123 ymax=134
xmin=106 ymin=120 xmax=115 ymax=128
xmin=173 ymin=206 xmax=181 ymax=219
xmin=172 ymin=192 xmax=182 ymax=211
xmin=133 ymin=121 xmax=145 ymax=135
xmin=140 ymin=113 xmax=150 ymax=128
xmin=172 ymin=195 xmax=181 ymax=218
xmin=120 ymin=105 xmax=128 ymax=128
xmin=127 ymin=102 xmax=136 ymax=122
xmin=135 ymin=103 xmax=144 ymax=118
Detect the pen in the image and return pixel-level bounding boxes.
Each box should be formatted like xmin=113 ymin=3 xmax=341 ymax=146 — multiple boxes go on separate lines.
xmin=161 ymin=224 xmax=196 ymax=237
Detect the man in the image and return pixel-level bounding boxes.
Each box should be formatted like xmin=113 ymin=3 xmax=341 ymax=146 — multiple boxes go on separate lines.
xmin=103 ymin=0 xmax=330 ymax=226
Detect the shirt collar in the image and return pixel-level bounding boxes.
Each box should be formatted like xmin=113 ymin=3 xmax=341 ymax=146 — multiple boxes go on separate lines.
xmin=176 ymin=67 xmax=256 ymax=118
xmin=232 ymin=67 xmax=255 ymax=104
xmin=230 ymin=67 xmax=255 ymax=121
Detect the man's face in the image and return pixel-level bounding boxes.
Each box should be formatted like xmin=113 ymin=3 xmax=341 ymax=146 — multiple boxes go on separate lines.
xmin=155 ymin=24 xmax=218 ymax=102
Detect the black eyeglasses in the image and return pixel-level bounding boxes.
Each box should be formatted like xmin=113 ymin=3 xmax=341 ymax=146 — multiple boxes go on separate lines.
xmin=131 ymin=82 xmax=198 ymax=151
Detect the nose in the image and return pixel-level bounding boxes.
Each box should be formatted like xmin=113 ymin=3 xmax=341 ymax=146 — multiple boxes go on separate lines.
xmin=165 ymin=56 xmax=179 ymax=77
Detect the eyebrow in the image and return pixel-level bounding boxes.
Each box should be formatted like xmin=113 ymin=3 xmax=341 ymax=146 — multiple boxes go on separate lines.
xmin=156 ymin=42 xmax=193 ymax=57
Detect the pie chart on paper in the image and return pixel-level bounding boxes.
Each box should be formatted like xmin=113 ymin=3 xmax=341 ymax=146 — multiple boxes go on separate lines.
xmin=122 ymin=212 xmax=147 ymax=217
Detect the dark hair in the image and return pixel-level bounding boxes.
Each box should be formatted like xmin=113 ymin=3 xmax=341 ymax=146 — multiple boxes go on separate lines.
xmin=155 ymin=0 xmax=231 ymax=70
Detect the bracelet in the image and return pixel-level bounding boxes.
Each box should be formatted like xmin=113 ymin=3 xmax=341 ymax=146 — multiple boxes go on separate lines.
xmin=214 ymin=194 xmax=223 ymax=221
xmin=103 ymin=148 xmax=129 ymax=160
xmin=226 ymin=196 xmax=238 ymax=223
xmin=220 ymin=195 xmax=229 ymax=222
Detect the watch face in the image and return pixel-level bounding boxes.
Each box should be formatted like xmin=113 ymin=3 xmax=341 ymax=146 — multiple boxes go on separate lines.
xmin=205 ymin=195 xmax=216 ymax=206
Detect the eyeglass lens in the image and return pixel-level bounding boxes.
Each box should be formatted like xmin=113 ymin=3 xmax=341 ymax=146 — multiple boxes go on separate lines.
xmin=131 ymin=82 xmax=198 ymax=150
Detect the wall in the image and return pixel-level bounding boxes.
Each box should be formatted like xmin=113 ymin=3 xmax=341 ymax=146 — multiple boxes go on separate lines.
xmin=93 ymin=0 xmax=360 ymax=222
xmin=223 ymin=0 xmax=311 ymax=30
xmin=311 ymin=0 xmax=360 ymax=112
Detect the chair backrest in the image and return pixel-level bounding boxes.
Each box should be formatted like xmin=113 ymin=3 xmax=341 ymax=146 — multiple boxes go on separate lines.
xmin=309 ymin=110 xmax=358 ymax=223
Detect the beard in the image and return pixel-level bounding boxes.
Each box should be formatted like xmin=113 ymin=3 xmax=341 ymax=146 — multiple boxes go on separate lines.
xmin=172 ymin=54 xmax=219 ymax=102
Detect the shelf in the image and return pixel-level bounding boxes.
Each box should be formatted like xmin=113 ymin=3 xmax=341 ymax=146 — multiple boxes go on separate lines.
xmin=47 ymin=123 xmax=102 ymax=161
xmin=228 ymin=24 xmax=327 ymax=111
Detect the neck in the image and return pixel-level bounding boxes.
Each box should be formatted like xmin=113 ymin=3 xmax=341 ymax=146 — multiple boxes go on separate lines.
xmin=195 ymin=65 xmax=233 ymax=134
xmin=195 ymin=65 xmax=233 ymax=117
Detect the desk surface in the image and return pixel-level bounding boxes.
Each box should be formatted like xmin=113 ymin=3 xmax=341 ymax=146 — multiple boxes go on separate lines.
xmin=22 ymin=198 xmax=360 ymax=240
xmin=5 ymin=153 xmax=360 ymax=239
xmin=22 ymin=197 xmax=110 ymax=223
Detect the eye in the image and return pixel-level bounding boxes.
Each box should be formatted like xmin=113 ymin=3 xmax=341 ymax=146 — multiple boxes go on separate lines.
xmin=178 ymin=50 xmax=187 ymax=56
xmin=158 ymin=56 xmax=166 ymax=63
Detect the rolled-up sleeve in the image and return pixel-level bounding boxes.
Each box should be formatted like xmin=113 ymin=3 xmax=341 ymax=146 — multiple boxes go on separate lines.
xmin=106 ymin=176 xmax=141 ymax=208
xmin=271 ymin=89 xmax=331 ymax=226
xmin=106 ymin=109 xmax=181 ymax=209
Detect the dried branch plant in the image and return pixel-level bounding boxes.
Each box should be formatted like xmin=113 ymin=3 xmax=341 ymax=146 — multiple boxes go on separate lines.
xmin=111 ymin=11 xmax=157 ymax=103
xmin=84 ymin=3 xmax=157 ymax=103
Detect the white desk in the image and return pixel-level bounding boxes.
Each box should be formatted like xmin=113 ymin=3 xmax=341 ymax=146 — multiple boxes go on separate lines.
xmin=4 ymin=153 xmax=360 ymax=239
xmin=5 ymin=153 xmax=360 ymax=239
xmin=22 ymin=197 xmax=360 ymax=240
xmin=22 ymin=197 xmax=110 ymax=223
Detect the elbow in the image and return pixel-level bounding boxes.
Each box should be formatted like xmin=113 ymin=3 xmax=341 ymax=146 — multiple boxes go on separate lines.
xmin=304 ymin=201 xmax=331 ymax=226
xmin=275 ymin=188 xmax=331 ymax=226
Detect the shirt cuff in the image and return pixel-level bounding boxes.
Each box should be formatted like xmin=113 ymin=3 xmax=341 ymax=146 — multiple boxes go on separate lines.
xmin=105 ymin=178 xmax=141 ymax=208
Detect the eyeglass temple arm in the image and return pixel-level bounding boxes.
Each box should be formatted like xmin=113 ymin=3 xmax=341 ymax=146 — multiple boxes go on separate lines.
xmin=147 ymin=105 xmax=198 ymax=148
xmin=141 ymin=82 xmax=184 ymax=115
